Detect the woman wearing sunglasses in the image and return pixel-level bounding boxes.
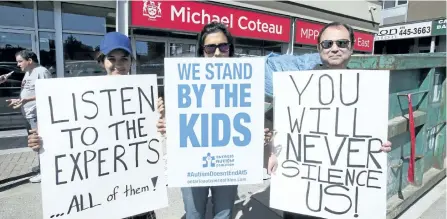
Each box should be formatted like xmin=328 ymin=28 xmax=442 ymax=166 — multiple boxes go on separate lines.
xmin=281 ymin=22 xmax=392 ymax=219
xmin=27 ymin=32 xmax=157 ymax=219
xmin=156 ymin=21 xmax=276 ymax=219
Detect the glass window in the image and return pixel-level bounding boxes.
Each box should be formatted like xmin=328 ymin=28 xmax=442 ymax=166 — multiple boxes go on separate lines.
xmin=293 ymin=46 xmax=318 ymax=55
xmin=383 ymin=0 xmax=396 ymax=9
xmin=235 ymin=46 xmax=262 ymax=57
xmin=39 ymin=32 xmax=56 ymax=78
xmin=62 ymin=3 xmax=115 ymax=33
xmin=263 ymin=46 xmax=282 ymax=56
xmin=169 ymin=43 xmax=196 ymax=57
xmin=0 ymin=1 xmax=34 ymax=27
xmin=0 ymin=31 xmax=33 ymax=126
xmin=135 ymin=40 xmax=166 ymax=97
xmin=63 ymin=33 xmax=105 ymax=77
xmin=37 ymin=1 xmax=54 ymax=29
xmin=397 ymin=0 xmax=407 ymax=5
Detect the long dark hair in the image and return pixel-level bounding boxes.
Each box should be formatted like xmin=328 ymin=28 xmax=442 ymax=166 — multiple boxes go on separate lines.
xmin=197 ymin=22 xmax=235 ymax=57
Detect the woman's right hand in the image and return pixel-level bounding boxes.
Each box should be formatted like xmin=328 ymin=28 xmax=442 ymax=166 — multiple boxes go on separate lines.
xmin=28 ymin=129 xmax=41 ymax=151
xmin=156 ymin=97 xmax=166 ymax=135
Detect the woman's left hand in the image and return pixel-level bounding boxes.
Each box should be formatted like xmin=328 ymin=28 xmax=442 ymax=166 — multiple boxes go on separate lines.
xmin=380 ymin=140 xmax=392 ymax=152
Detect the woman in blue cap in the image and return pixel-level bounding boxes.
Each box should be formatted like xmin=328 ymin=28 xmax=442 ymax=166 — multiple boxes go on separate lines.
xmin=27 ymin=32 xmax=157 ymax=219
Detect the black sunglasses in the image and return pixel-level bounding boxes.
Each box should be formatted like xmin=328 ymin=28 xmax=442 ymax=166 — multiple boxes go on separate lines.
xmin=319 ymin=40 xmax=351 ymax=49
xmin=203 ymin=43 xmax=231 ymax=54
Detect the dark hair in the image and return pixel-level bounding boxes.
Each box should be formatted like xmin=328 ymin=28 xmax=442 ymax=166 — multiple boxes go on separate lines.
xmin=317 ymin=22 xmax=355 ymax=47
xmin=95 ymin=49 xmax=134 ymax=63
xmin=197 ymin=22 xmax=235 ymax=57
xmin=15 ymin=50 xmax=39 ymax=63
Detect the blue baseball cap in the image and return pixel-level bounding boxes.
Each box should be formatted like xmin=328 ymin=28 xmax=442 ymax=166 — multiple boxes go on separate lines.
xmin=100 ymin=32 xmax=132 ymax=55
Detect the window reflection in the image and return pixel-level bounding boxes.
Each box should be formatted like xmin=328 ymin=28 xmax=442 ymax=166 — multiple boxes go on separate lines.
xmin=136 ymin=41 xmax=165 ymax=76
xmin=170 ymin=43 xmax=196 ymax=57
xmin=0 ymin=32 xmax=32 ymax=123
xmin=37 ymin=1 xmax=54 ymax=29
xmin=62 ymin=3 xmax=114 ymax=33
xmin=0 ymin=1 xmax=34 ymax=27
xmin=235 ymin=47 xmax=262 ymax=57
xmin=63 ymin=34 xmax=106 ymax=77
xmin=39 ymin=32 xmax=57 ymax=77
xmin=293 ymin=46 xmax=318 ymax=55
xmin=136 ymin=41 xmax=165 ymax=97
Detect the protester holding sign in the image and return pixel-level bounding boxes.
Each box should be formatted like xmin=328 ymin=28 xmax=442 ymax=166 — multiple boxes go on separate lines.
xmin=156 ymin=21 xmax=276 ymax=219
xmin=274 ymin=22 xmax=392 ymax=219
xmin=27 ymin=31 xmax=158 ymax=219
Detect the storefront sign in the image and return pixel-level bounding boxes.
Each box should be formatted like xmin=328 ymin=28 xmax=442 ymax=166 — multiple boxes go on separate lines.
xmin=295 ymin=20 xmax=324 ymax=45
xmin=295 ymin=20 xmax=374 ymax=52
xmin=131 ymin=1 xmax=291 ymax=42
xmin=354 ymin=32 xmax=374 ymax=52
xmin=374 ymin=21 xmax=432 ymax=41
xmin=431 ymin=18 xmax=446 ymax=36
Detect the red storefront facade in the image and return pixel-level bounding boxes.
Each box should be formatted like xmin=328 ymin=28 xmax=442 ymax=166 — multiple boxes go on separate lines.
xmin=128 ymin=1 xmax=375 ymax=95
xmin=294 ymin=20 xmax=375 ymax=54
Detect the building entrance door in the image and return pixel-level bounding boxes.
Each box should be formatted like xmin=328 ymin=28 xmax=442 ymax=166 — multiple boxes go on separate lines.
xmin=133 ymin=36 xmax=197 ymax=97
xmin=0 ymin=29 xmax=37 ymax=129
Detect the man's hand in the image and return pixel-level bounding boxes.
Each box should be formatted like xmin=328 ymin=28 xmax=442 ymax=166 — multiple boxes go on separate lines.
xmin=28 ymin=129 xmax=41 ymax=151
xmin=6 ymin=99 xmax=23 ymax=109
xmin=0 ymin=76 xmax=6 ymax=84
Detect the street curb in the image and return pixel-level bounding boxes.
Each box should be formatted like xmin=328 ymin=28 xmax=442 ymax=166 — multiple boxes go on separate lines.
xmin=0 ymin=147 xmax=33 ymax=156
xmin=387 ymin=168 xmax=447 ymax=219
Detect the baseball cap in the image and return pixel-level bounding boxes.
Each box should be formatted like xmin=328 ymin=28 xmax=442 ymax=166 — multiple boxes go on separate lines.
xmin=100 ymin=32 xmax=132 ymax=55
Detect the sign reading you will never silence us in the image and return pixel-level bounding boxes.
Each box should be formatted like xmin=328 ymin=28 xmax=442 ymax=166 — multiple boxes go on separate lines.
xmin=270 ymin=69 xmax=390 ymax=219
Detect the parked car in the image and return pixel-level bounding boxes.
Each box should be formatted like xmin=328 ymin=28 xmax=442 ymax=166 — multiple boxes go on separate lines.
xmin=64 ymin=60 xmax=106 ymax=77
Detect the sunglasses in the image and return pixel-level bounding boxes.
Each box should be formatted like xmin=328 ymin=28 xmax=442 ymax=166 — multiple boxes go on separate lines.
xmin=319 ymin=40 xmax=351 ymax=49
xmin=203 ymin=43 xmax=231 ymax=54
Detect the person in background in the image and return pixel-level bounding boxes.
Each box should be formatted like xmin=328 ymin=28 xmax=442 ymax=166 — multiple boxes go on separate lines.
xmin=156 ymin=21 xmax=277 ymax=219
xmin=6 ymin=50 xmax=51 ymax=183
xmin=279 ymin=21 xmax=392 ymax=219
xmin=27 ymin=32 xmax=157 ymax=219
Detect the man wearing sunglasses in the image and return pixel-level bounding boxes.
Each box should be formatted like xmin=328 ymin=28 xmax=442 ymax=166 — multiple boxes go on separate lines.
xmin=314 ymin=22 xmax=354 ymax=70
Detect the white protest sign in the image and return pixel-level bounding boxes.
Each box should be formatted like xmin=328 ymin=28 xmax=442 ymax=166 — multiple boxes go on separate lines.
xmin=36 ymin=75 xmax=168 ymax=219
xmin=270 ymin=70 xmax=389 ymax=219
xmin=164 ymin=57 xmax=265 ymax=187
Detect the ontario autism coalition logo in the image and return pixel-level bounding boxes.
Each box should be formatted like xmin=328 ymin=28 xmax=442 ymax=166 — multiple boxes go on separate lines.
xmin=202 ymin=153 xmax=235 ymax=168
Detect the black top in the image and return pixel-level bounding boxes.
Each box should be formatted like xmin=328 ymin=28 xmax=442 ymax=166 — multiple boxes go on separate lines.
xmin=312 ymin=64 xmax=350 ymax=70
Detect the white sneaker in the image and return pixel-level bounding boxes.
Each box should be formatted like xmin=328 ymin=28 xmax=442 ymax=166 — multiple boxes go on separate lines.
xmin=29 ymin=174 xmax=41 ymax=183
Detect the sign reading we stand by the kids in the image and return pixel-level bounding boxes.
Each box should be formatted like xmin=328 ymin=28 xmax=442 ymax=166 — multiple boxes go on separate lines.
xmin=164 ymin=57 xmax=265 ymax=188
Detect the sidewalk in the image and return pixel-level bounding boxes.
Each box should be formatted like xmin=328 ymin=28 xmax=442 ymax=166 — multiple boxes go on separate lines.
xmin=0 ymin=148 xmax=38 ymax=183
xmin=0 ymin=130 xmax=282 ymax=219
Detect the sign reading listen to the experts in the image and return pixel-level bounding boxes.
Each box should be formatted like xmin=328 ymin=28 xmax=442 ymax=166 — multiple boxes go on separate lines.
xmin=164 ymin=57 xmax=265 ymax=187
xmin=35 ymin=75 xmax=168 ymax=219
